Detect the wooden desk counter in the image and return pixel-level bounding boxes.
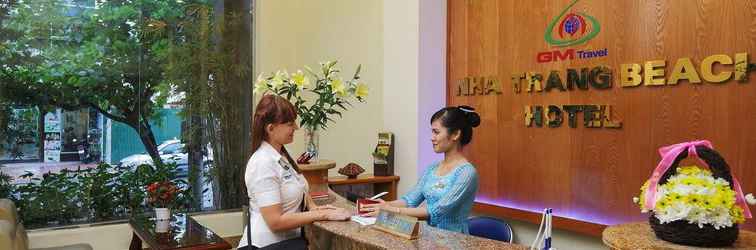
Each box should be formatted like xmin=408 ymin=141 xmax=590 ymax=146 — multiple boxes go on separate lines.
xmin=306 ymin=190 xmax=525 ymax=250
xmin=603 ymin=222 xmax=756 ymax=249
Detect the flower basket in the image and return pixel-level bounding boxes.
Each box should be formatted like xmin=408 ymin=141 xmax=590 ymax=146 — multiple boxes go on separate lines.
xmin=637 ymin=141 xmax=754 ymax=247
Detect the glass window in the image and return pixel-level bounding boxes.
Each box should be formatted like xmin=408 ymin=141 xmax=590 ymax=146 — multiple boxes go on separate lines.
xmin=0 ymin=0 xmax=254 ymax=229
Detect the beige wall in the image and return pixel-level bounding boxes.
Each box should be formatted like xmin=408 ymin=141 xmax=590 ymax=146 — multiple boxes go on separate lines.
xmin=255 ymin=0 xmax=384 ymax=176
xmin=382 ymin=0 xmax=421 ymax=196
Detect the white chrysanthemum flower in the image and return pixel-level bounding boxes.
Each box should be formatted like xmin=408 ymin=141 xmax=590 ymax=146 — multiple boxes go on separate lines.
xmin=709 ymin=207 xmax=733 ymax=229
xmin=656 ymin=202 xmax=692 ymax=224
xmin=672 ymin=184 xmax=694 ymax=196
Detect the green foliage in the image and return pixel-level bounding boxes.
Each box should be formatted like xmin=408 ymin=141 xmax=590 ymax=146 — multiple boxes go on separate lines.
xmin=1 ymin=107 xmax=39 ymax=159
xmin=14 ymin=162 xmax=193 ymax=228
xmin=16 ymin=169 xmax=83 ymax=225
xmin=78 ymin=163 xmax=118 ymax=220
xmin=0 ymin=0 xmax=198 ymax=164
xmin=0 ymin=168 xmax=13 ymax=199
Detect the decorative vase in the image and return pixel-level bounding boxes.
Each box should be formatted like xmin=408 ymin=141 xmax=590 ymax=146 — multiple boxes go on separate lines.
xmin=155 ymin=207 xmax=171 ymax=221
xmin=304 ymin=126 xmax=320 ymax=162
xmin=155 ymin=218 xmax=170 ymax=233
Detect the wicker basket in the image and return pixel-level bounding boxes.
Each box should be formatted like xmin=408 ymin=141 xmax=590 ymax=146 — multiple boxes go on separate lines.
xmin=648 ymin=145 xmax=739 ymax=247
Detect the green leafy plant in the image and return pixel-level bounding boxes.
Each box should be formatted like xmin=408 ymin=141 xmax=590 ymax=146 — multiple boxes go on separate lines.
xmin=0 ymin=167 xmax=13 ymax=199
xmin=79 ymin=163 xmax=118 ymax=221
xmin=13 ymin=161 xmax=193 ymax=228
xmin=16 ymin=170 xmax=83 ymax=226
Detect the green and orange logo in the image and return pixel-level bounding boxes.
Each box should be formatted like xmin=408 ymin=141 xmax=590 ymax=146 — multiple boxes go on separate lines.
xmin=544 ymin=0 xmax=601 ymax=47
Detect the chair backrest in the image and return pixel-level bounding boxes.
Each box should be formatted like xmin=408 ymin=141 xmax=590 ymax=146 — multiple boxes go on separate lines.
xmin=467 ymin=216 xmax=513 ymax=243
xmin=0 ymin=199 xmax=18 ymax=224
xmin=0 ymin=198 xmax=28 ymax=250
xmin=242 ymin=205 xmax=250 ymax=228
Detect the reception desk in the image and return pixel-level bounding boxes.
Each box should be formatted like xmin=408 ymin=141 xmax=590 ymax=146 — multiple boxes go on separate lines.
xmin=305 ymin=191 xmax=526 ymax=250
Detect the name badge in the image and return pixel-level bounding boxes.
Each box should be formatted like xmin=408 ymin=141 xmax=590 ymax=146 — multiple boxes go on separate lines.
xmin=278 ymin=159 xmax=291 ymax=170
xmin=282 ymin=171 xmax=294 ymax=180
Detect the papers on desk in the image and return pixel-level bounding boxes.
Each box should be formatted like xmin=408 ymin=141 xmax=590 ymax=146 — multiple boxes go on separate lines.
xmin=350 ymin=215 xmax=376 ymax=226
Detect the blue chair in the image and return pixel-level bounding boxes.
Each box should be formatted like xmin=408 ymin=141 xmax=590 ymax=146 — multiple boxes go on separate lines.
xmin=467 ymin=216 xmax=513 ymax=243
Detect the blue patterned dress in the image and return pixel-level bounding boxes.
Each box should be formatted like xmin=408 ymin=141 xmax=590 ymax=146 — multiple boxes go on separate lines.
xmin=400 ymin=162 xmax=479 ymax=234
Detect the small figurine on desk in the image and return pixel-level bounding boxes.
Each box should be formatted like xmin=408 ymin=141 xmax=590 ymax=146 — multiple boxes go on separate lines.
xmin=338 ymin=162 xmax=365 ymax=179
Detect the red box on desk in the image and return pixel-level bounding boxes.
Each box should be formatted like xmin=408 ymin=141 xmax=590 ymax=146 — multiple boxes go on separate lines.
xmin=357 ymin=199 xmax=380 ymax=215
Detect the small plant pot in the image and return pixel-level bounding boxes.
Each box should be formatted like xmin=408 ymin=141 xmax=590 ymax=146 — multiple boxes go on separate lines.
xmin=155 ymin=218 xmax=170 ymax=233
xmin=155 ymin=208 xmax=171 ymax=221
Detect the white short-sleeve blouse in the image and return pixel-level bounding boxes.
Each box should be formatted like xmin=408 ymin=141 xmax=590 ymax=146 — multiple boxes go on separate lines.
xmin=237 ymin=141 xmax=308 ymax=248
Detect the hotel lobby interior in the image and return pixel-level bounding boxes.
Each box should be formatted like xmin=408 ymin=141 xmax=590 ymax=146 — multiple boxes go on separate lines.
xmin=1 ymin=0 xmax=755 ymax=249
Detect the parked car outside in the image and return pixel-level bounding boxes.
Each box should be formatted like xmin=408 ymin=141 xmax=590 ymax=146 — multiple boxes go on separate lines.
xmin=119 ymin=139 xmax=213 ymax=176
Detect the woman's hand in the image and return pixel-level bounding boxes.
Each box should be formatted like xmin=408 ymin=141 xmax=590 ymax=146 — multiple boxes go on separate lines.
xmin=322 ymin=207 xmax=352 ymax=221
xmin=311 ymin=204 xmax=338 ymax=211
xmin=360 ymin=199 xmax=388 ymax=217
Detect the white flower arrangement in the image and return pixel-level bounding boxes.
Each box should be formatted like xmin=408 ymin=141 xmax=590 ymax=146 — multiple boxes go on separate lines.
xmin=254 ymin=61 xmax=368 ymax=131
xmin=634 ymin=166 xmax=747 ymax=229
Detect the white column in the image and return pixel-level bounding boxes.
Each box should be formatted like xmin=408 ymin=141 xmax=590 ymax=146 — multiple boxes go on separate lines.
xmin=384 ymin=0 xmax=446 ymax=194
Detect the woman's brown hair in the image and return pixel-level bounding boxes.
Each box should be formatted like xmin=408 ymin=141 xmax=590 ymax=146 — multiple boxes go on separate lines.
xmin=251 ymin=94 xmax=301 ymax=173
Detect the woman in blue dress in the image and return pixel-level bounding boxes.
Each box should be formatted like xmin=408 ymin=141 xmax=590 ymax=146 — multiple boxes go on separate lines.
xmin=362 ymin=106 xmax=480 ymax=234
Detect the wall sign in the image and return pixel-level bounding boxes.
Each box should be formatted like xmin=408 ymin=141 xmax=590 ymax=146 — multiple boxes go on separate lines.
xmin=456 ymin=52 xmax=753 ymax=129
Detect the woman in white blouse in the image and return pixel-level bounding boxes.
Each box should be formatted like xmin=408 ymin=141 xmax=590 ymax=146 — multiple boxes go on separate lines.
xmin=238 ymin=95 xmax=351 ymax=250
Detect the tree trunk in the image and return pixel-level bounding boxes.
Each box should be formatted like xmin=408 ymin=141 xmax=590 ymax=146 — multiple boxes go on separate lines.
xmin=37 ymin=106 xmax=47 ymax=161
xmin=184 ymin=105 xmax=205 ymax=210
xmin=136 ymin=120 xmax=163 ymax=166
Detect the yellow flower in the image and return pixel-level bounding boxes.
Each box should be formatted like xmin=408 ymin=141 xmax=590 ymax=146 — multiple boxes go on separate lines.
xmin=678 ymin=166 xmax=704 ymax=176
xmin=656 ymin=198 xmax=670 ymax=210
xmin=638 ymin=180 xmax=649 ymax=209
xmin=701 ymin=197 xmax=716 ymax=210
xmin=255 ymin=73 xmax=265 ymax=85
xmin=330 ymin=78 xmax=347 ymax=97
xmin=355 ymin=82 xmax=368 ymax=99
xmin=688 ymin=194 xmax=705 ymax=207
xmin=670 ymin=193 xmax=683 ymax=202
xmin=291 ymin=70 xmax=310 ymax=90
xmin=253 ymin=73 xmax=269 ymax=95
xmin=731 ymin=206 xmax=745 ymax=223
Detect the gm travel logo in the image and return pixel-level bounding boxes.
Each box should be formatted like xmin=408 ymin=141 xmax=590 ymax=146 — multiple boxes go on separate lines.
xmin=537 ymin=0 xmax=607 ymax=63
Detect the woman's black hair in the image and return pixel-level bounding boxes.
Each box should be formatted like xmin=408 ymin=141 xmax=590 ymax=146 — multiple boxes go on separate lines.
xmin=430 ymin=105 xmax=481 ymax=146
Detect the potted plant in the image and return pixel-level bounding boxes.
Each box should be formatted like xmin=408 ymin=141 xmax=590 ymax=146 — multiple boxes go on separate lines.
xmin=146 ymin=181 xmax=179 ymax=222
xmin=254 ymin=61 xmax=368 ymax=161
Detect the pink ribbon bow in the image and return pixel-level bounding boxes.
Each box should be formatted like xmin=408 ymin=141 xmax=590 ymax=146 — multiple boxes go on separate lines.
xmin=643 ymin=140 xmax=752 ymax=219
